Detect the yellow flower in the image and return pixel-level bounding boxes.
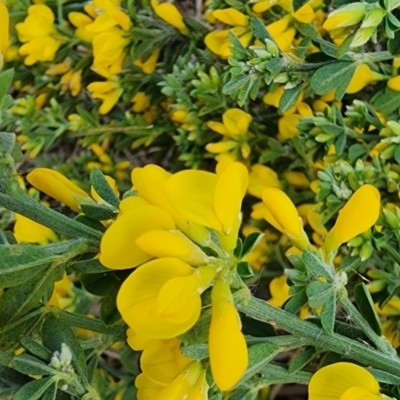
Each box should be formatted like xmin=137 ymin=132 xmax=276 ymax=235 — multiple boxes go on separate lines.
xmin=16 ymin=5 xmax=61 ymax=65
xmin=206 ymin=108 xmax=253 ymax=159
xmin=248 ymin=164 xmax=281 ymax=198
xmin=209 ymin=280 xmax=248 ymax=391
xmin=87 ymin=73 xmax=123 ymax=115
xmin=14 ymin=213 xmax=57 ymax=245
xmin=26 ymin=168 xmax=89 ymax=213
xmin=205 ymin=27 xmax=252 ymax=58
xmin=165 ymin=162 xmax=248 ymax=250
xmin=346 ymin=65 xmax=386 ymax=94
xmin=133 ymin=49 xmax=161 ymax=74
xmin=131 ymin=92 xmax=151 ymax=112
xmin=212 ymin=8 xmax=249 ymax=26
xmin=68 ymin=12 xmax=97 ymax=42
xmin=309 ymin=362 xmax=386 ymax=400
xmin=262 ymin=187 xmax=309 ymax=250
xmin=60 ymin=69 xmax=82 ymax=97
xmin=323 ymin=3 xmax=368 ymax=31
xmin=151 ymin=0 xmax=188 ymax=35
xmin=0 ymin=0 xmax=9 ymax=67
xmin=116 ymin=258 xmax=215 ymax=338
xmin=324 ymin=185 xmax=381 ymax=252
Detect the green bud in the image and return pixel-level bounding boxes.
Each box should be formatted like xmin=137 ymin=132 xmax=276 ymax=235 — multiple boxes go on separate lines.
xmin=197 ymin=71 xmax=212 ymax=87
xmin=360 ymin=241 xmax=373 ymax=260
xmin=348 ymin=236 xmax=364 ymax=247
xmin=383 ymin=208 xmax=399 ymax=229
xmin=347 ymin=171 xmax=360 ymax=192
xmin=315 ymin=133 xmax=332 ymax=143
xmin=362 ymin=6 xmax=385 ymax=28
xmin=381 ymin=144 xmax=396 ymax=159
xmin=209 ymin=66 xmax=220 ymax=86
xmin=366 ymin=279 xmax=387 ymax=293
xmin=352 ymin=27 xmax=375 ymax=47
xmin=265 ymin=39 xmax=279 ymax=57
xmin=387 ymin=121 xmax=400 ymax=136
xmin=361 ymin=229 xmax=372 ymax=239
xmin=250 ymin=46 xmax=271 ymax=60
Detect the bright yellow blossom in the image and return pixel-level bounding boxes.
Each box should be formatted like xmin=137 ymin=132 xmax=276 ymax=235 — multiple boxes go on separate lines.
xmin=209 ymin=280 xmax=248 ymax=391
xmin=309 ymin=362 xmax=387 ymax=400
xmin=324 ymin=185 xmax=380 ymax=252
xmin=16 ymin=5 xmax=61 ymax=65
xmin=134 ymin=49 xmax=161 ymax=74
xmin=116 ymin=257 xmax=215 ymax=338
xmin=27 ymin=168 xmax=89 ymax=213
xmin=151 ymin=0 xmax=188 ymax=35
xmin=0 ymin=0 xmax=9 ymax=68
xmin=248 ymin=164 xmax=281 ymax=198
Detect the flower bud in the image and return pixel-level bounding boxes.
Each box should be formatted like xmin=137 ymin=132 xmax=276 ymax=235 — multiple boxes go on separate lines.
xmin=323 ymin=3 xmax=368 ymax=31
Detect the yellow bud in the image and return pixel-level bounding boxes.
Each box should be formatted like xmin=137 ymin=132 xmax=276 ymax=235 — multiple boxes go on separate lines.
xmin=323 ymin=3 xmax=368 ymax=31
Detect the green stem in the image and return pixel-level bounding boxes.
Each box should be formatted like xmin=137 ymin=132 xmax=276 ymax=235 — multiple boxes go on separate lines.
xmin=0 ymin=192 xmax=101 ymax=245
xmin=339 ymin=292 xmax=396 ymax=356
xmin=239 ymin=297 xmax=400 ymax=375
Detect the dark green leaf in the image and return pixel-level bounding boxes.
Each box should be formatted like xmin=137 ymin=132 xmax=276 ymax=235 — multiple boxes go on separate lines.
xmin=233 ymin=238 xmax=243 ymax=258
xmin=250 ymin=17 xmax=274 ymax=43
xmin=348 ymin=144 xmax=368 ymax=162
xmin=76 ymin=106 xmax=98 ymax=127
xmin=223 ymin=75 xmax=251 ymax=96
xmin=293 ymin=0 xmax=309 ymax=11
xmin=42 ymin=316 xmax=88 ymax=381
xmin=80 ymin=203 xmax=116 ymax=221
xmin=284 ymin=289 xmax=308 ymax=315
xmin=354 ymin=283 xmax=382 ymax=335
xmin=42 ymin=382 xmax=57 ymax=400
xmin=302 ymin=250 xmax=333 ymax=280
xmin=394 ymin=145 xmax=400 ymax=164
xmin=241 ymin=232 xmax=264 ymax=258
xmin=369 ymin=368 xmax=400 ymax=385
xmin=70 ymin=259 xmax=109 ymax=274
xmin=388 ymin=30 xmax=400 ymax=55
xmin=280 ymin=85 xmax=303 ymax=113
xmin=310 ymin=61 xmax=355 ymax=96
xmin=90 ymin=168 xmax=120 ymax=207
xmin=288 ymin=347 xmax=316 ymax=373
xmin=13 ymin=354 xmax=56 ymax=376
xmin=100 ymin=285 xmax=121 ymax=326
xmin=14 ymin=377 xmax=55 ymax=400
xmin=334 ymin=133 xmax=347 ymax=156
xmin=19 ymin=337 xmax=53 ymax=362
xmin=237 ymin=261 xmax=254 ymax=278
xmin=0 ymin=244 xmax=59 ymax=289
xmin=0 ymin=69 xmax=14 ymax=100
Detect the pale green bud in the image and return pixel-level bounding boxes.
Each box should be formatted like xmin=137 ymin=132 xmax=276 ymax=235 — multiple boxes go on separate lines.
xmin=360 ymin=241 xmax=373 ymax=260
xmin=265 ymin=39 xmax=279 ymax=57
xmin=351 ymin=26 xmax=375 ymax=47
xmin=323 ymin=3 xmax=368 ymax=30
xmin=387 ymin=120 xmax=400 ymax=136
xmin=361 ymin=6 xmax=385 ymax=28
xmin=315 ymin=133 xmax=332 ymax=142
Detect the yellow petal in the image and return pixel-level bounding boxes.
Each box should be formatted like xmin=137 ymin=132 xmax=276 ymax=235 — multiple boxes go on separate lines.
xmin=325 ymin=185 xmax=380 ymax=252
xmin=0 ymin=0 xmax=9 ymax=57
xmin=141 ymin=338 xmax=190 ymax=385
xmin=308 ymin=362 xmax=381 ymax=400
xmin=223 ymin=108 xmax=252 ymax=136
xmin=151 ymin=0 xmax=188 ymax=34
xmin=388 ymin=76 xmax=400 ymax=92
xmin=214 ymin=162 xmax=248 ymax=234
xmin=99 ymin=205 xmax=175 ymax=269
xmin=166 ymin=170 xmax=221 ymax=231
xmin=212 ymin=8 xmax=249 ymax=27
xmin=117 ymin=258 xmax=201 ymax=338
xmin=340 ymin=387 xmax=384 ymax=400
xmin=136 ymin=230 xmax=208 ymax=266
xmin=209 ymin=280 xmax=248 ymax=391
xmin=27 ymin=168 xmax=89 ymax=213
xmin=119 ymin=196 xmax=149 ymax=213
xmin=135 ymin=374 xmax=163 ymax=400
xmin=248 ymin=164 xmax=281 ymax=198
xmin=268 ymin=275 xmax=290 ymax=308
xmin=262 ymin=188 xmax=302 ymax=238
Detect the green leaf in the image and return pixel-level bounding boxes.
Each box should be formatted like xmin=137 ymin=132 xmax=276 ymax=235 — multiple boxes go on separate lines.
xmin=0 ymin=244 xmax=59 ymax=289
xmin=100 ymin=285 xmax=121 ymax=326
xmin=334 ymin=133 xmax=347 ymax=156
xmin=369 ymin=368 xmax=400 ymax=385
xmin=310 ymin=61 xmax=355 ymax=96
xmin=0 ymin=263 xmax=64 ymax=328
xmin=293 ymin=0 xmax=309 ymax=11
xmin=372 ymin=88 xmax=400 ymax=116
xmin=237 ymin=261 xmax=254 ymax=278
xmin=80 ymin=203 xmax=116 ymax=221
xmin=302 ymin=250 xmax=333 ymax=280
xmin=180 ymin=343 xmax=208 ymax=360
xmin=334 ymin=63 xmax=356 ymax=100
xmin=284 ymin=289 xmax=308 ymax=315
xmin=354 ymin=283 xmax=382 ymax=335
xmin=336 ymin=33 xmax=354 ymax=59
xmin=233 ymin=238 xmax=243 ymax=258
xmin=279 ymin=85 xmax=302 ymax=113
xmin=288 ymin=347 xmax=316 ymax=373
xmin=14 ymin=377 xmax=55 ymax=400
xmin=183 ymin=17 xmax=209 ymax=35
xmin=70 ymin=258 xmax=109 ymax=274
xmin=388 ymin=30 xmax=400 ymax=55
xmin=227 ymin=31 xmax=248 ymax=59
xmin=240 ymin=343 xmax=280 ymax=382
xmin=250 ymin=17 xmax=274 ymax=43
xmin=223 ymin=75 xmax=251 ymax=96
xmin=0 ymin=69 xmax=14 ymax=100
xmin=348 ymin=144 xmax=368 ymax=162
xmin=394 ymin=145 xmax=400 ymax=164
xmin=76 ymin=106 xmax=98 ymax=127
xmin=306 ymin=281 xmax=337 ymax=333
xmin=19 ymin=337 xmax=53 ymax=362
xmin=90 ymin=168 xmax=120 ymax=208
xmin=241 ymin=232 xmax=264 ymax=258
xmin=42 ymin=382 xmax=57 ymax=400
xmin=42 ymin=316 xmax=88 ymax=381
xmin=13 ymin=354 xmax=56 ymax=376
